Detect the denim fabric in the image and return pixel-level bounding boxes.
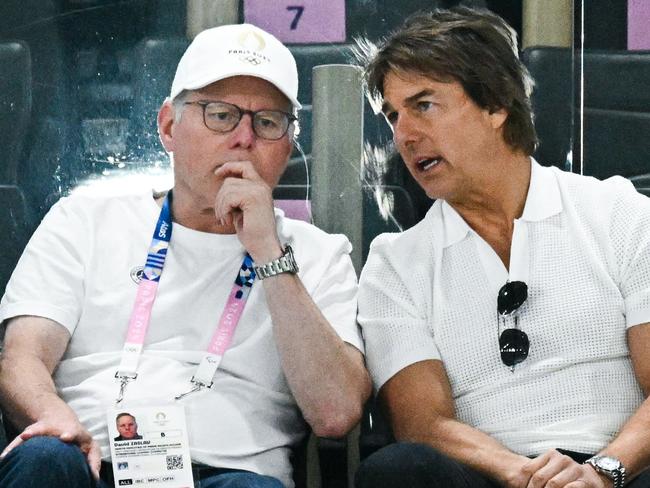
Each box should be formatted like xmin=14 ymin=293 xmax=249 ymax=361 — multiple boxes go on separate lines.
xmin=356 ymin=442 xmax=650 ymax=488
xmin=356 ymin=442 xmax=498 ymax=488
xmin=0 ymin=436 xmax=284 ymax=488
xmin=0 ymin=436 xmax=95 ymax=488
xmin=194 ymin=469 xmax=285 ymax=488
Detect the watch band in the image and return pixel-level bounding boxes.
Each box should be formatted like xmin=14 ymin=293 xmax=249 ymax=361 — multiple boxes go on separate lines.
xmin=585 ymin=456 xmax=626 ymax=488
xmin=254 ymin=245 xmax=299 ymax=280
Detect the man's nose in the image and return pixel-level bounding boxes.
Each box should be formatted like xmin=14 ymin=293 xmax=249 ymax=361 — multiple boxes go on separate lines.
xmin=393 ymin=113 xmax=420 ymax=150
xmin=228 ymin=113 xmax=256 ymax=148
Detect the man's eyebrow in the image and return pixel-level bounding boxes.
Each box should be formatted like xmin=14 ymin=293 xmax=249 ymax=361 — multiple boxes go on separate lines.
xmin=381 ymin=89 xmax=436 ymax=114
xmin=404 ymin=89 xmax=435 ymax=106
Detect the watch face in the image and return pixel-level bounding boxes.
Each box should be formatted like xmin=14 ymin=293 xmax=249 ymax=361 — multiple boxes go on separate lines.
xmin=597 ymin=457 xmax=620 ymax=471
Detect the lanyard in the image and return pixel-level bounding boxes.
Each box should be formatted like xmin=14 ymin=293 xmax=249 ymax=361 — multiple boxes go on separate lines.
xmin=115 ymin=192 xmax=256 ymax=404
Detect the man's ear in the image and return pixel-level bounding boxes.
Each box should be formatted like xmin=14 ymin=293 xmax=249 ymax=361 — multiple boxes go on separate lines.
xmin=488 ymin=107 xmax=508 ymax=130
xmin=158 ymin=100 xmax=175 ymax=153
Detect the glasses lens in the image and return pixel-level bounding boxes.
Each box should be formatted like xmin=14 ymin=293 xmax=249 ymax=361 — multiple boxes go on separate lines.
xmin=497 ymin=281 xmax=528 ymax=316
xmin=499 ymin=328 xmax=530 ymax=367
xmin=204 ymin=102 xmax=241 ymax=132
xmin=253 ymin=111 xmax=289 ymax=140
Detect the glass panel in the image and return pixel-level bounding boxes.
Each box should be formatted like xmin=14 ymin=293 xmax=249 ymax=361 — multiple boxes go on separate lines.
xmin=0 ymin=0 xmax=582 ymax=293
xmin=577 ymin=0 xmax=650 ymax=191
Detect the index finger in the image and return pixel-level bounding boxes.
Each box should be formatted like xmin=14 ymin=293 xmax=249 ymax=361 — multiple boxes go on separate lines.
xmin=86 ymin=441 xmax=102 ymax=480
xmin=520 ymin=449 xmax=558 ymax=484
xmin=0 ymin=434 xmax=25 ymax=458
xmin=214 ymin=161 xmax=261 ymax=181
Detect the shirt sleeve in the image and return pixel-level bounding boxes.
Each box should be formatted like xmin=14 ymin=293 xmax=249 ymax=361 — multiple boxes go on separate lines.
xmin=358 ymin=233 xmax=440 ymax=393
xmin=0 ymin=197 xmax=88 ymax=334
xmin=308 ymin=234 xmax=364 ymax=353
xmin=608 ymin=177 xmax=650 ymax=328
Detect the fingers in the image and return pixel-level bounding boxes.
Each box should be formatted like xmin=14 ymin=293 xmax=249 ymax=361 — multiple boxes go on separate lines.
xmin=523 ymin=450 xmax=605 ymax=488
xmin=0 ymin=420 xmax=101 ymax=482
xmin=213 ymin=160 xmax=263 ymax=182
xmin=525 ymin=450 xmax=573 ymax=487
xmin=0 ymin=433 xmax=25 ymax=458
xmin=85 ymin=440 xmax=102 ymax=480
xmin=213 ymin=169 xmax=273 ymax=225
xmin=214 ymin=181 xmax=248 ymax=227
xmin=0 ymin=421 xmax=77 ymax=459
xmin=214 ymin=175 xmax=275 ymax=229
xmin=520 ymin=450 xmax=556 ymax=485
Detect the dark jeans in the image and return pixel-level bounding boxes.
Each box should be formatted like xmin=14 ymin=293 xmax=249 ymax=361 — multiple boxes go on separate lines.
xmin=0 ymin=436 xmax=285 ymax=488
xmin=355 ymin=442 xmax=650 ymax=488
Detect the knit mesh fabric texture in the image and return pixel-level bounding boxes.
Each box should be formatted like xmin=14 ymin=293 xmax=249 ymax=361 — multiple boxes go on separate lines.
xmin=358 ymin=164 xmax=647 ymax=456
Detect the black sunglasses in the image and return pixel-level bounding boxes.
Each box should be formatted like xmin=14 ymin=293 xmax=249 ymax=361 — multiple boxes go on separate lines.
xmin=497 ymin=281 xmax=529 ymax=370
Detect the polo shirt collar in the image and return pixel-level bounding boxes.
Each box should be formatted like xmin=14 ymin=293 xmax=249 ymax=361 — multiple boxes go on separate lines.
xmin=438 ymin=158 xmax=563 ymax=248
xmin=519 ymin=158 xmax=563 ymax=222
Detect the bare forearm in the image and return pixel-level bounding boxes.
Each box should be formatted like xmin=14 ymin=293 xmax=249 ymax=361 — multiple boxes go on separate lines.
xmin=0 ymin=351 xmax=77 ymax=429
xmin=383 ymin=362 xmax=529 ymax=487
xmin=398 ymin=413 xmax=529 ymax=486
xmin=600 ymin=396 xmax=650 ymax=480
xmin=263 ymin=274 xmax=370 ymax=437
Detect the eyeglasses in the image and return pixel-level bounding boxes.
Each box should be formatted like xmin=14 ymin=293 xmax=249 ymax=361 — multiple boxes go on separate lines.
xmin=184 ymin=101 xmax=296 ymax=140
xmin=497 ymin=280 xmax=529 ymax=370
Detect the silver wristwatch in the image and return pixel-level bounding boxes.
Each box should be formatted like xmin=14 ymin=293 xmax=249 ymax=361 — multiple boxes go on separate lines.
xmin=585 ymin=455 xmax=626 ymax=488
xmin=254 ymin=245 xmax=299 ymax=280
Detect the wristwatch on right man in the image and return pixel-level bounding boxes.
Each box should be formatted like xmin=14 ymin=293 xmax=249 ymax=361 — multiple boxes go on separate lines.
xmin=585 ymin=455 xmax=626 ymax=488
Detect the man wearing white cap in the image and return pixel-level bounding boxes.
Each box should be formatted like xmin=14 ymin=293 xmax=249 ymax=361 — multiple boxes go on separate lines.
xmin=0 ymin=24 xmax=370 ymax=488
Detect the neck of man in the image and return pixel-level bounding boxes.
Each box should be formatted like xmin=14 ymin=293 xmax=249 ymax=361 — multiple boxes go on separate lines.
xmin=449 ymin=147 xmax=532 ymax=241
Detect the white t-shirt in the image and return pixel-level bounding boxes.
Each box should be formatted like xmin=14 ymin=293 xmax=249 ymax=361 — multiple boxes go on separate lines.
xmin=0 ymin=191 xmax=363 ymax=488
xmin=358 ymin=159 xmax=648 ymax=457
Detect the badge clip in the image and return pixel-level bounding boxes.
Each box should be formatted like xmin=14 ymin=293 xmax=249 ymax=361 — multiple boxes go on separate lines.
xmin=174 ymin=377 xmax=213 ymax=401
xmin=115 ymin=372 xmax=138 ymax=405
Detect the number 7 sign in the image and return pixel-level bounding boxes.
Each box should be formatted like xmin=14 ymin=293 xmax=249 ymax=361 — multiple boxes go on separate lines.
xmin=243 ymin=0 xmax=346 ymax=43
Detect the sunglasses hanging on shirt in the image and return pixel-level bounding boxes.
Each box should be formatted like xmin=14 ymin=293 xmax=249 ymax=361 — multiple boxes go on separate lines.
xmin=497 ymin=280 xmax=529 ymax=370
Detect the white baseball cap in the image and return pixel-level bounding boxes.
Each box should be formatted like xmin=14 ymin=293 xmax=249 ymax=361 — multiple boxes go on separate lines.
xmin=170 ymin=23 xmax=301 ymax=109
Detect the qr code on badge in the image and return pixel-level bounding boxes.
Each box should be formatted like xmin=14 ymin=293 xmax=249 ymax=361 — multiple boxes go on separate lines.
xmin=166 ymin=454 xmax=183 ymax=470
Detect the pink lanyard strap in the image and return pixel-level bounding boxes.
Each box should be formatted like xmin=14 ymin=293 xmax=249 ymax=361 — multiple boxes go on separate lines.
xmin=175 ymin=256 xmax=256 ymax=400
xmin=115 ymin=193 xmax=256 ymax=404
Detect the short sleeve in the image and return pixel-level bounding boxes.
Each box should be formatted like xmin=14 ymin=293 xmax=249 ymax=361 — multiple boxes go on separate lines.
xmin=608 ymin=178 xmax=650 ymax=328
xmin=358 ymin=234 xmax=440 ymax=392
xmin=309 ymin=236 xmax=364 ymax=353
xmin=0 ymin=198 xmax=88 ymax=334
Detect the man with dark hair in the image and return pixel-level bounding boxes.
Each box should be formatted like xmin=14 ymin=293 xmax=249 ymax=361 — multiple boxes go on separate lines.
xmin=357 ymin=7 xmax=650 ymax=488
xmin=0 ymin=23 xmax=370 ymax=488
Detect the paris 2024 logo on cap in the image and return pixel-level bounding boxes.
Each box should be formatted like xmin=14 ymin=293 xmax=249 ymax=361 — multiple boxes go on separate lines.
xmin=228 ymin=29 xmax=270 ymax=66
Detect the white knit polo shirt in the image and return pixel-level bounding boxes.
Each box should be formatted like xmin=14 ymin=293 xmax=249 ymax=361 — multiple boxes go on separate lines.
xmin=358 ymin=159 xmax=648 ymax=456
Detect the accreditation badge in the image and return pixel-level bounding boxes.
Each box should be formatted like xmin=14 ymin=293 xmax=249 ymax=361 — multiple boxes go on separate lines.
xmin=106 ymin=405 xmax=194 ymax=487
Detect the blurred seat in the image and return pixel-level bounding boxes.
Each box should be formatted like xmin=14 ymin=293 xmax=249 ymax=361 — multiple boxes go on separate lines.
xmin=0 ymin=41 xmax=33 ymax=296
xmin=347 ymin=0 xmax=486 ymax=40
xmin=629 ymin=175 xmax=650 ymax=197
xmin=522 ymin=46 xmax=573 ymax=171
xmin=1 ymin=0 xmax=72 ymax=220
xmin=523 ymin=46 xmax=650 ymax=186
xmin=130 ymin=37 xmax=189 ymax=163
xmin=0 ymin=186 xmax=31 ymax=296
xmin=0 ymin=41 xmax=31 ymax=185
xmin=580 ymin=50 xmax=650 ymax=181
xmin=56 ymin=0 xmax=186 ymax=186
